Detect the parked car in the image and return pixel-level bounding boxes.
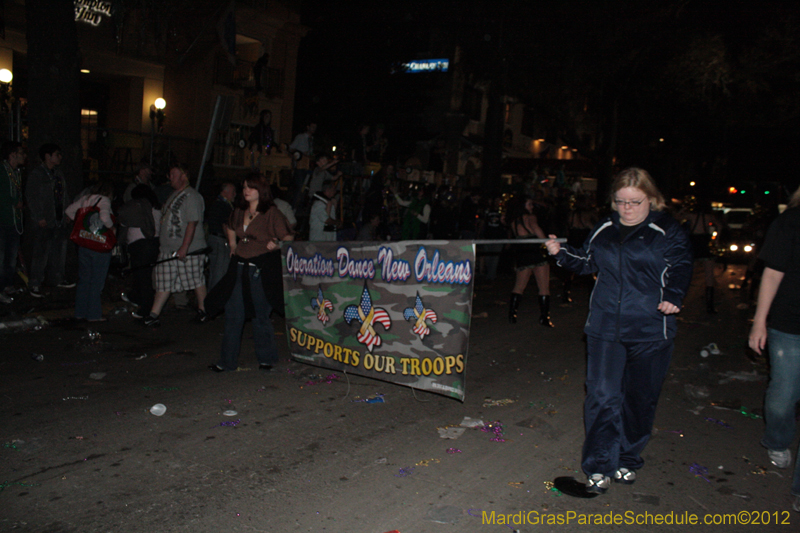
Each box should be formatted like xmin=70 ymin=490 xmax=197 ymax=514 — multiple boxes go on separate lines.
xmin=715 ymin=207 xmax=756 ymax=264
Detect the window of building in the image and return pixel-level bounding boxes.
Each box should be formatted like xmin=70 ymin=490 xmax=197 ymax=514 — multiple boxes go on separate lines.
xmin=81 ymin=108 xmax=98 ymax=158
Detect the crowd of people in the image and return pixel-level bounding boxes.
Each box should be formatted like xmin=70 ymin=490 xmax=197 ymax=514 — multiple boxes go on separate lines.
xmin=2 ymin=135 xmax=782 ymax=329
xmin=1 ymin=138 xmax=798 ymax=508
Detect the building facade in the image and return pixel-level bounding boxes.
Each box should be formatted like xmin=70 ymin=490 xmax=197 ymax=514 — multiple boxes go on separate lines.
xmin=0 ymin=0 xmax=306 ymax=185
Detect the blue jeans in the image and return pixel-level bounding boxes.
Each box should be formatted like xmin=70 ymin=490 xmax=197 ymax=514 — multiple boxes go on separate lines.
xmin=217 ymin=264 xmax=278 ymax=371
xmin=29 ymin=224 xmax=68 ymax=289
xmin=0 ymin=225 xmax=20 ymax=290
xmin=760 ymin=328 xmax=800 ymax=495
xmin=75 ymin=247 xmax=111 ymax=320
xmin=582 ymin=337 xmax=673 ymax=477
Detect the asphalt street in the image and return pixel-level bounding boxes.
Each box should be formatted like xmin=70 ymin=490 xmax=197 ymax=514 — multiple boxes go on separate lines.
xmin=1 ymin=263 xmax=797 ymax=532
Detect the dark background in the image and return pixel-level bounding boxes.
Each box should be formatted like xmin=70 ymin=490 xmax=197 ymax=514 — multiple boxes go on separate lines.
xmin=293 ymin=0 xmax=800 ymax=200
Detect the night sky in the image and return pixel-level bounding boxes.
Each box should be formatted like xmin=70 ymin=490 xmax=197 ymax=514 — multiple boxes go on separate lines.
xmin=292 ymin=0 xmax=800 ymax=197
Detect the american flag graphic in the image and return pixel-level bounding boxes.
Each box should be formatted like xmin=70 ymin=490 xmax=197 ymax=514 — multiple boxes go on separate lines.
xmin=310 ymin=286 xmax=334 ymax=325
xmin=403 ymin=293 xmax=438 ymax=340
xmin=344 ymin=284 xmax=392 ymax=352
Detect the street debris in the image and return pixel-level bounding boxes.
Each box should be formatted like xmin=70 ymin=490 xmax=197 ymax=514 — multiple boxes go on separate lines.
xmin=718 ymin=370 xmax=766 ymax=384
xmin=700 ymin=343 xmax=720 ymax=358
xmin=438 ymin=426 xmax=465 ymax=439
xmin=480 ymin=420 xmax=506 ymax=442
xmin=302 ymin=373 xmax=339 ymax=387
xmin=459 ymin=417 xmax=484 ymax=428
xmin=394 ymin=466 xmax=414 ymax=477
xmin=352 ymin=393 xmax=385 ymax=403
xmin=737 ymin=406 xmax=762 ymax=419
xmin=0 ymin=316 xmax=48 ymax=332
xmin=89 ymin=372 xmax=106 ymax=380
xmin=212 ymin=419 xmax=241 ymax=428
xmin=543 ymin=480 xmax=561 ymax=496
xmin=482 ymin=398 xmax=515 ymax=407
xmin=0 ymin=481 xmax=39 ymax=494
xmin=684 ymin=384 xmax=710 ymax=399
xmin=149 ymin=403 xmax=166 ymax=416
xmin=704 ymin=417 xmax=732 ymax=429
xmin=690 ymin=462 xmax=711 ymax=482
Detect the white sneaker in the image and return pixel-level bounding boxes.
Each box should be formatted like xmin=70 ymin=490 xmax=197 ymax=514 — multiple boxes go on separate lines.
xmin=29 ymin=287 xmax=45 ymax=298
xmin=768 ymin=448 xmax=792 ymax=469
xmin=613 ymin=467 xmax=636 ymax=484
xmin=586 ymin=473 xmax=611 ymax=494
xmin=120 ymin=292 xmax=138 ymax=306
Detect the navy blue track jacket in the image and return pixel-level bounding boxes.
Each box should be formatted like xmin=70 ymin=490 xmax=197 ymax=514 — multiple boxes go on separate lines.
xmin=554 ymin=210 xmax=693 ymax=342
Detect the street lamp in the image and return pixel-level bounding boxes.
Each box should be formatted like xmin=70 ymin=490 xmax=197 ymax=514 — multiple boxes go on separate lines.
xmin=149 ymin=98 xmax=166 ymax=165
xmin=150 ymin=98 xmax=166 ymax=132
xmin=0 ymin=69 xmax=12 ymax=114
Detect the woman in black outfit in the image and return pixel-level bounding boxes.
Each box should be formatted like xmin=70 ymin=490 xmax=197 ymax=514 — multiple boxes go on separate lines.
xmin=507 ymin=195 xmax=553 ymax=327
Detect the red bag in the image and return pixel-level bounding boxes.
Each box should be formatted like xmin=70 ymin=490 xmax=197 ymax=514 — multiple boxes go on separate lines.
xmin=69 ymin=197 xmax=116 ymax=253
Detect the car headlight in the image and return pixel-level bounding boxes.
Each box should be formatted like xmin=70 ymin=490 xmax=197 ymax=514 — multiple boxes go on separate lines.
xmin=729 ymin=244 xmax=738 ymax=252
xmin=743 ymin=245 xmax=753 ymax=253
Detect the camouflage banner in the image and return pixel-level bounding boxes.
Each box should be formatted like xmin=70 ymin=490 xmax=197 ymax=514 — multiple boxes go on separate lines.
xmin=282 ymin=241 xmax=475 ymax=401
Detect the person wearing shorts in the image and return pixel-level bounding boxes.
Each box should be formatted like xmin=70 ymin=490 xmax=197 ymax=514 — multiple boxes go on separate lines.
xmin=143 ymin=165 xmax=207 ymax=326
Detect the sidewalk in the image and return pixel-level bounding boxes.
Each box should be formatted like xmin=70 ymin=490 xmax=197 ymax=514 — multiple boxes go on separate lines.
xmin=1 ymin=264 xmax=796 ymax=532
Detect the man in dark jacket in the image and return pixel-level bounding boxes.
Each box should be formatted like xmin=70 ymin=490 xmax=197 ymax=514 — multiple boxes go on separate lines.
xmin=25 ymin=143 xmax=74 ymax=297
xmin=0 ymin=141 xmax=25 ymax=302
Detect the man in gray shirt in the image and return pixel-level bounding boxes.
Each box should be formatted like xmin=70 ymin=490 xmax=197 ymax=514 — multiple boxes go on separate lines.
xmin=143 ymin=165 xmax=207 ymax=326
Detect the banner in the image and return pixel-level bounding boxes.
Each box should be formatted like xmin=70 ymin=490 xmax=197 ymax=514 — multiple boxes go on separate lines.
xmin=282 ymin=241 xmax=475 ymax=401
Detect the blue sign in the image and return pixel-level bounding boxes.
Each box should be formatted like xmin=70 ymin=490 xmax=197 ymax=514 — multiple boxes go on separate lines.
xmin=402 ymin=59 xmax=449 ymax=73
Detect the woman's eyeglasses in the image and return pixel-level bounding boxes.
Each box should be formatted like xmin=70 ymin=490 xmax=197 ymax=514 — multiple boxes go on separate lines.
xmin=613 ymin=198 xmax=646 ymax=207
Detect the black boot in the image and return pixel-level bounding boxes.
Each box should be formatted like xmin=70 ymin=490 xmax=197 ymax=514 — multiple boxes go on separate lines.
xmin=705 ymin=286 xmax=717 ymax=314
xmin=539 ymin=295 xmax=554 ymax=327
xmin=509 ymin=293 xmax=521 ymax=324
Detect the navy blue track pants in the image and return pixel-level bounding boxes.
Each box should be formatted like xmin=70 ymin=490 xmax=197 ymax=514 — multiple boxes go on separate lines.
xmin=581 ymin=336 xmax=673 ymax=477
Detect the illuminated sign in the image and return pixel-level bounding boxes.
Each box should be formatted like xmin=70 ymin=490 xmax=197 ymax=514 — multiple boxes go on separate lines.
xmin=75 ymin=0 xmax=112 ymax=27
xmin=402 ymin=59 xmax=449 ymax=73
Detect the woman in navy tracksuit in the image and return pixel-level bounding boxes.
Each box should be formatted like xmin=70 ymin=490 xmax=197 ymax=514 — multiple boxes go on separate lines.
xmin=545 ymin=168 xmax=692 ymax=494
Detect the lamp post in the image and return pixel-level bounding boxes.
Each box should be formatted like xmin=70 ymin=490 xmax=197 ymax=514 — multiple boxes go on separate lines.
xmin=0 ymin=69 xmax=17 ymax=141
xmin=149 ymin=98 xmax=166 ymax=166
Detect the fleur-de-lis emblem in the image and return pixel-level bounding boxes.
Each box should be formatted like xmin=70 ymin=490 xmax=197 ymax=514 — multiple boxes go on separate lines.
xmin=403 ymin=292 xmax=438 ymax=339
xmin=344 ymin=283 xmax=391 ymax=352
xmin=310 ymin=285 xmax=334 ymax=325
